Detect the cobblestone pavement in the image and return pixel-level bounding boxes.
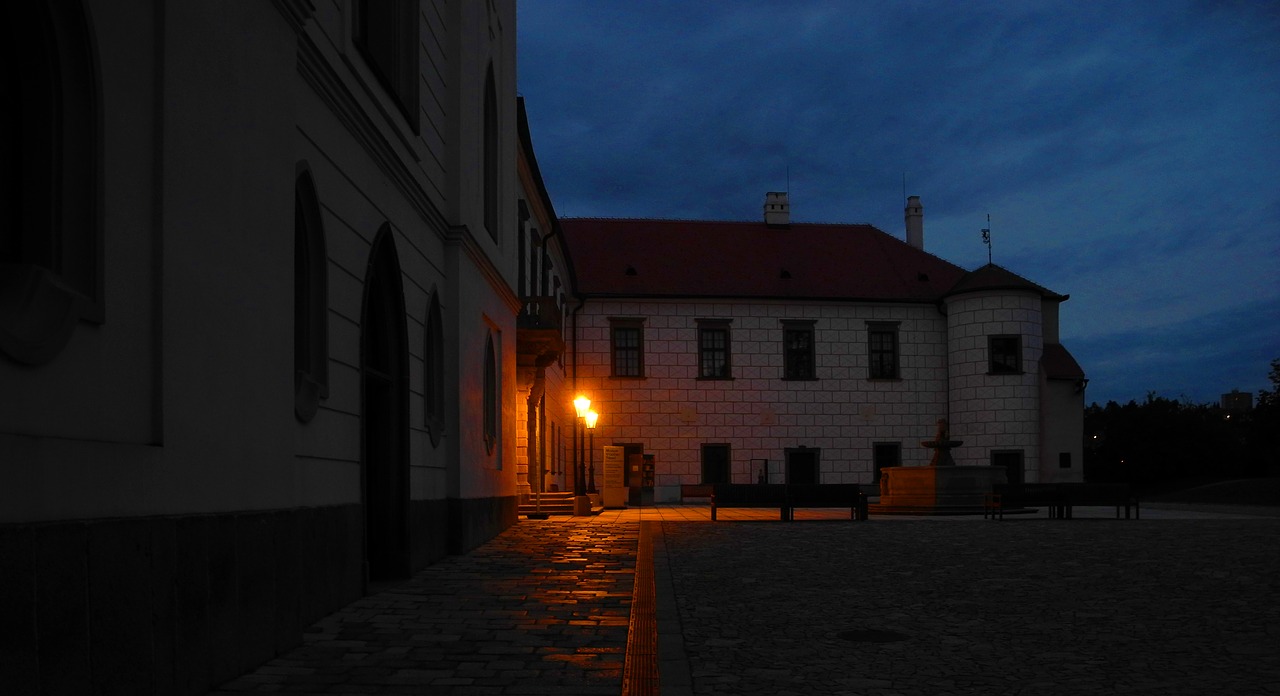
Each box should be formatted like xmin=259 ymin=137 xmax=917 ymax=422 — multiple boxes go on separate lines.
xmin=212 ymin=523 xmax=637 ymax=695
xmin=211 ymin=507 xmax=1280 ymax=695
xmin=660 ymin=518 xmax=1280 ymax=695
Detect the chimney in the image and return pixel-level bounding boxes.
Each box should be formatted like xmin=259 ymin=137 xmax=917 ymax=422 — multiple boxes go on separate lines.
xmin=764 ymin=191 xmax=790 ymax=227
xmin=905 ymin=195 xmax=923 ymax=249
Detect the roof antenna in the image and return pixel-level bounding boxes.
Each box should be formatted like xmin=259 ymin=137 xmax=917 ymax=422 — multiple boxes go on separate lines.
xmin=786 ymin=164 xmax=790 ymax=193
xmin=981 ymin=214 xmax=992 ymax=265
xmin=902 ymin=172 xmax=907 ymax=204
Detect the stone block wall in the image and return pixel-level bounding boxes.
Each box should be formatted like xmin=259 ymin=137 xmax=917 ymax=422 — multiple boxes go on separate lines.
xmin=944 ymin=291 xmax=1043 ymax=475
xmin=574 ymin=299 xmax=952 ymax=499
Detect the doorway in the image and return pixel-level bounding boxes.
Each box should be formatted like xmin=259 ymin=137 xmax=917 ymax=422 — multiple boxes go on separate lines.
xmin=701 ymin=444 xmax=731 ymax=484
xmin=785 ymin=448 xmax=820 ymax=485
xmin=992 ymin=450 xmax=1024 ymax=485
xmin=360 ymin=226 xmax=410 ymax=582
xmin=873 ymin=442 xmax=900 ymax=484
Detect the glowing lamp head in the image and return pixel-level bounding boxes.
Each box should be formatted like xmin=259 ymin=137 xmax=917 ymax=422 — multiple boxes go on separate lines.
xmin=585 ymin=410 xmax=599 ymax=429
xmin=573 ymin=395 xmax=591 ymax=418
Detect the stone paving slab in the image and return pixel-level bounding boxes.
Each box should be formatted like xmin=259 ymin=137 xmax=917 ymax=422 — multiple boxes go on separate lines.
xmin=661 ymin=518 xmax=1280 ymax=695
xmin=211 ymin=523 xmax=637 ymax=695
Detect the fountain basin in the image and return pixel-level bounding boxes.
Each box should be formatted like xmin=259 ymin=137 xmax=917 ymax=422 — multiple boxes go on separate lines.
xmin=871 ymin=465 xmax=1008 ymax=515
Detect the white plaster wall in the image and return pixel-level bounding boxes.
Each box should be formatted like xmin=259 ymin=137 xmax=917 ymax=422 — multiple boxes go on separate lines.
xmin=1040 ymin=379 xmax=1085 ymax=483
xmin=2 ymin=0 xmax=522 ymax=522
xmin=944 ymin=291 xmax=1043 ymax=476
xmin=448 ymin=247 xmax=518 ymax=500
xmin=543 ymin=357 xmax=573 ymax=492
xmin=0 ymin=0 xmax=164 ymax=522
xmin=1 ymin=0 xmax=161 ymax=445
xmin=450 ymin=1 xmax=519 ymax=289
xmin=574 ymin=299 xmax=951 ymax=501
xmin=2 ymin=2 xmax=302 ymax=523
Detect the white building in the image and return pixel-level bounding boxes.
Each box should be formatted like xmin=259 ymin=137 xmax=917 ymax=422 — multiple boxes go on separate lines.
xmin=561 ymin=194 xmax=1086 ymax=501
xmin=2 ymin=2 xmax=526 ymax=692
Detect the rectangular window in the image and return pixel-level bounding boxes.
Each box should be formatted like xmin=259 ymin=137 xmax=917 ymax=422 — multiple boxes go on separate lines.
xmin=610 ymin=318 xmax=645 ymax=378
xmin=354 ymin=0 xmax=419 ymax=130
xmin=1059 ymin=452 xmax=1072 ymax=469
xmin=989 ymin=335 xmax=1023 ymax=374
xmin=697 ymin=320 xmax=732 ymax=379
xmin=782 ymin=321 xmax=816 ymax=380
xmin=867 ymin=322 xmax=900 ymax=379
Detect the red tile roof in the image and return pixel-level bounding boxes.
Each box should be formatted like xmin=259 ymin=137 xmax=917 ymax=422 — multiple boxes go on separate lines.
xmin=560 ymin=218 xmax=968 ymax=302
xmin=946 ymin=263 xmax=1068 ymax=301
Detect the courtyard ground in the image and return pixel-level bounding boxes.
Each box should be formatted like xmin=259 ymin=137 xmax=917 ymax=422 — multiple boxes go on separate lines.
xmin=212 ymin=503 xmax=1280 ymax=695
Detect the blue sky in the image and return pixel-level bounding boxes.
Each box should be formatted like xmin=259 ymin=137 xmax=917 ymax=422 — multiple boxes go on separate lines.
xmin=516 ymin=1 xmax=1280 ymax=406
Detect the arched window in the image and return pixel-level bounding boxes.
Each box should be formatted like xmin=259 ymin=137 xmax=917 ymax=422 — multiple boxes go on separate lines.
xmin=1 ymin=0 xmax=100 ymax=365
xmin=482 ymin=64 xmax=499 ymax=241
xmin=423 ymin=289 xmax=444 ymax=446
xmin=483 ymin=332 xmax=497 ymax=455
xmin=294 ymin=166 xmax=329 ymax=422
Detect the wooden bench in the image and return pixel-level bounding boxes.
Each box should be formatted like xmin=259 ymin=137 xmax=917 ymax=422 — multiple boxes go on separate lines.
xmin=1059 ymin=483 xmax=1140 ymax=519
xmin=710 ymin=484 xmax=867 ymax=521
xmin=711 ymin=484 xmax=790 ymax=520
xmin=985 ymin=483 xmax=1140 ymax=520
xmin=679 ymin=483 xmax=715 ymax=501
xmin=787 ymin=484 xmax=868 ymax=521
xmin=985 ymin=483 xmax=1065 ymax=520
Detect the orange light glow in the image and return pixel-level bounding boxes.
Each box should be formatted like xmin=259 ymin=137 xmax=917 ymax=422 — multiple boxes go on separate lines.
xmin=585 ymin=410 xmax=599 ymax=429
xmin=574 ymin=395 xmax=591 ymax=418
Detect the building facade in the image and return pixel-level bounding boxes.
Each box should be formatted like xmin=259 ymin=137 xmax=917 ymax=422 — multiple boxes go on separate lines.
xmin=562 ymin=194 xmax=1086 ymax=501
xmin=2 ymin=1 xmax=525 ymax=692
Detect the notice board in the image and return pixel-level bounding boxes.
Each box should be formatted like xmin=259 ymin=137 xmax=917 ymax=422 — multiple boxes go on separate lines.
xmin=602 ymin=445 xmax=626 ymax=508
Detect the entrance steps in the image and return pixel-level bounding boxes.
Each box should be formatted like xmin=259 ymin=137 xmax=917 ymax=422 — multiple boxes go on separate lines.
xmin=518 ymin=491 xmax=577 ymax=516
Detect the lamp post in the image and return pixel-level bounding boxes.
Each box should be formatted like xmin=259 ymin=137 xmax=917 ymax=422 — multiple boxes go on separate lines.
xmin=573 ymin=395 xmax=591 ymax=497
xmin=585 ymin=410 xmax=599 ymax=494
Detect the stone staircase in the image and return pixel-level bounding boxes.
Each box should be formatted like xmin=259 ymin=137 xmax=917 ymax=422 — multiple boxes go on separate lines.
xmin=518 ymin=491 xmax=578 ymax=517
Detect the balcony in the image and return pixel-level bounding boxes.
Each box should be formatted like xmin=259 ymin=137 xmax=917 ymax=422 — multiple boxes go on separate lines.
xmin=517 ymin=296 xmax=564 ymax=370
xmin=518 ymin=296 xmax=562 ymax=332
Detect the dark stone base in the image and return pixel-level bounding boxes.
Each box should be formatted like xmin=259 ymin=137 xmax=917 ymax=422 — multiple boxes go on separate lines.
xmin=0 ymin=505 xmax=364 ymax=696
xmin=448 ymin=495 xmax=518 ymax=555
xmin=0 ymin=495 xmax=518 ymax=695
xmin=410 ymin=498 xmax=451 ymax=570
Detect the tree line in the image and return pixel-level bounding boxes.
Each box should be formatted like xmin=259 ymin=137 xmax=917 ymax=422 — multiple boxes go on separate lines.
xmin=1083 ymin=359 xmax=1280 ymax=487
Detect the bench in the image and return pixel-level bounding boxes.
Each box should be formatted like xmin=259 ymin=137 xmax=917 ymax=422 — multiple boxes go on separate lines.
xmin=985 ymin=483 xmax=1140 ymax=520
xmin=1059 ymin=483 xmax=1140 ymax=519
xmin=985 ymin=483 xmax=1065 ymax=520
xmin=711 ymin=484 xmax=789 ymax=520
xmin=710 ymin=483 xmax=867 ymax=521
xmin=680 ymin=483 xmax=715 ymax=501
xmin=788 ymin=484 xmax=869 ymax=521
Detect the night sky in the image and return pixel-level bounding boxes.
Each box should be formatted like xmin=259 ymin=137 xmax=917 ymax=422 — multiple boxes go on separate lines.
xmin=516 ymin=1 xmax=1280 ymax=407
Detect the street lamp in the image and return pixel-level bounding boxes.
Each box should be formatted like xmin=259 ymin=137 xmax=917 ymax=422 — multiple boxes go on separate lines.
xmin=585 ymin=409 xmax=599 ymax=494
xmin=573 ymin=396 xmax=591 ymax=497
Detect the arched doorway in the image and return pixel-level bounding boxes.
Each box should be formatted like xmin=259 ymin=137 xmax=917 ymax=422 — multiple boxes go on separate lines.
xmin=360 ymin=225 xmax=410 ymax=582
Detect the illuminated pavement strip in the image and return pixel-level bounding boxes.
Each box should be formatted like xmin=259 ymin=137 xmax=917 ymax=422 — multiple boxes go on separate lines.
xmin=620 ymin=521 xmax=659 ymax=696
xmin=213 ymin=505 xmax=1280 ymax=695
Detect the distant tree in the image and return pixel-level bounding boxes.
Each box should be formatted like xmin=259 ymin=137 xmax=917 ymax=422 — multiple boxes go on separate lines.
xmin=1257 ymin=358 xmax=1280 ymax=409
xmin=1084 ymin=373 xmax=1274 ymax=487
xmin=1251 ymin=357 xmax=1280 ymax=475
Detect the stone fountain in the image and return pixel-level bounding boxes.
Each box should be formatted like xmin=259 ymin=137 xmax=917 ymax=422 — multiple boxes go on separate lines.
xmin=872 ymin=418 xmax=1007 ymax=515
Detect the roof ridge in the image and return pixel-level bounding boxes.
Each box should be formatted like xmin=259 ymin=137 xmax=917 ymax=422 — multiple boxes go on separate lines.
xmin=561 ymin=216 xmax=879 ymax=227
